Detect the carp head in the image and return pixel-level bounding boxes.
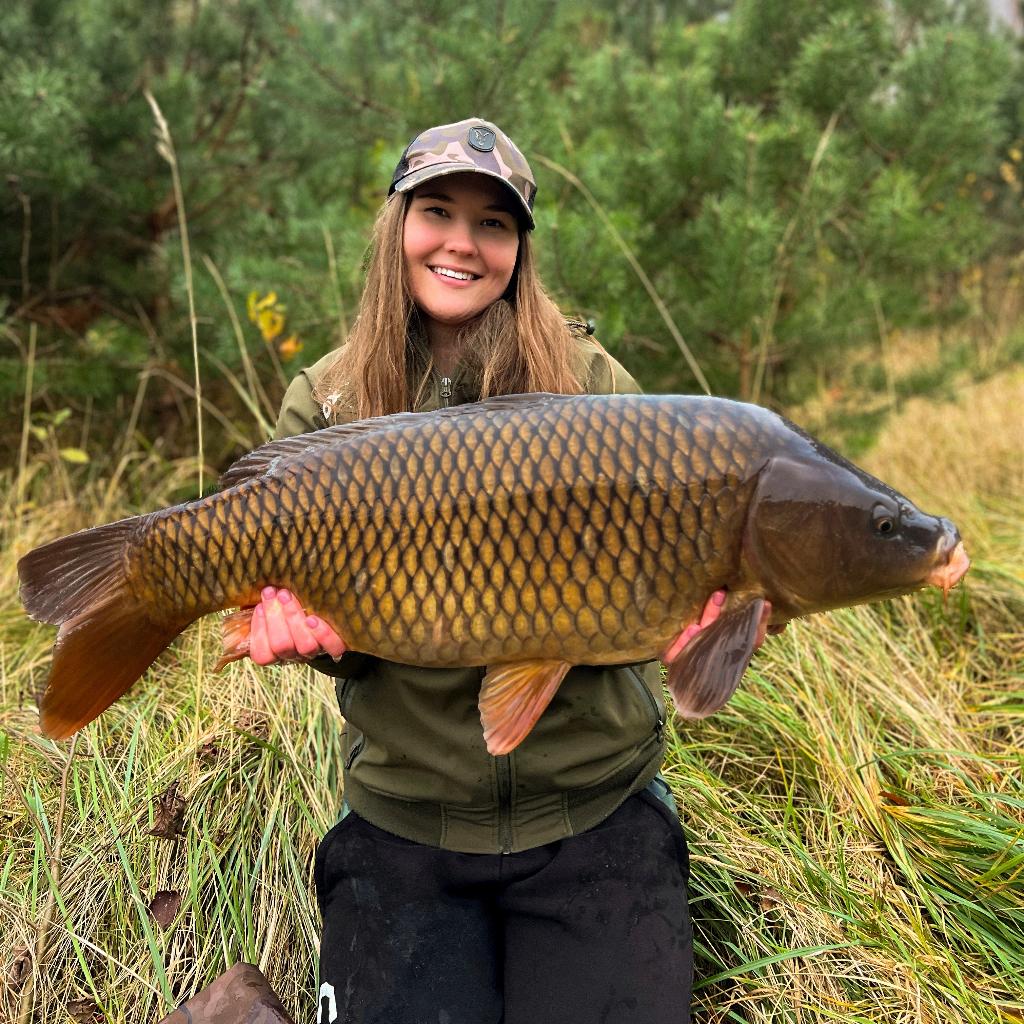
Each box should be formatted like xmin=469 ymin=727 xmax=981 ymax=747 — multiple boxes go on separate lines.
xmin=742 ymin=453 xmax=969 ymax=621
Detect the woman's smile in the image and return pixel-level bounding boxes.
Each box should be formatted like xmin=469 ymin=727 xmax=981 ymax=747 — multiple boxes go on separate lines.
xmin=428 ymin=264 xmax=481 ymax=283
xmin=404 ymin=172 xmax=520 ymax=334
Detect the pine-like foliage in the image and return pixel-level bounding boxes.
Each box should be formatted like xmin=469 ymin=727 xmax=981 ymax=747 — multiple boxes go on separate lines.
xmin=1 ymin=0 xmax=1022 ymax=450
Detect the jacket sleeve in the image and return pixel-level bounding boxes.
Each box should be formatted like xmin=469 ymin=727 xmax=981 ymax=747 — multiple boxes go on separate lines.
xmin=274 ymin=368 xmax=326 ymax=440
xmin=273 ymin=364 xmax=370 ymax=681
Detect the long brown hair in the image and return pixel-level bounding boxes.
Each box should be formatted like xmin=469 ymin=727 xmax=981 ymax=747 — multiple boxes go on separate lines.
xmin=312 ymin=192 xmax=585 ymax=420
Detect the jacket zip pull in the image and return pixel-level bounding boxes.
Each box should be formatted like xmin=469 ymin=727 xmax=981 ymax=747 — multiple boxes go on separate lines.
xmin=439 ymin=376 xmax=453 ymax=408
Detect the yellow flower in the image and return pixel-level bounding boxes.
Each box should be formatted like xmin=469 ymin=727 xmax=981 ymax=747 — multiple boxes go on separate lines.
xmin=247 ymin=290 xmax=282 ymax=324
xmin=258 ymin=309 xmax=286 ymax=343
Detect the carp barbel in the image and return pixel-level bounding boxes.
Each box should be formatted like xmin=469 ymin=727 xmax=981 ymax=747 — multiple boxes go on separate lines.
xmin=18 ymin=393 xmax=969 ymax=753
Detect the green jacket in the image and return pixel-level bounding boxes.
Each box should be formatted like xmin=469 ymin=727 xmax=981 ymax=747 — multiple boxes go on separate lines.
xmin=275 ymin=327 xmax=666 ymax=853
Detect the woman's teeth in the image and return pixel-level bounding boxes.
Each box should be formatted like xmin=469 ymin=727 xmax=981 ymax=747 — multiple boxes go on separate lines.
xmin=431 ymin=267 xmax=476 ymax=280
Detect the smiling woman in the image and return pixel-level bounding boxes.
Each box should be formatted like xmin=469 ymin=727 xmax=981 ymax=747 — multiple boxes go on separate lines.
xmin=239 ymin=117 xmax=740 ymax=1024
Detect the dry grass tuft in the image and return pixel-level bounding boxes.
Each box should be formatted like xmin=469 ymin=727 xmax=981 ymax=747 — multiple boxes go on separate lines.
xmin=1 ymin=366 xmax=1021 ymax=1022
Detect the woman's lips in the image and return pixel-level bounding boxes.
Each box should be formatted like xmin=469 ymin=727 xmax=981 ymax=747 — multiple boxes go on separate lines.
xmin=429 ymin=265 xmax=480 ymax=285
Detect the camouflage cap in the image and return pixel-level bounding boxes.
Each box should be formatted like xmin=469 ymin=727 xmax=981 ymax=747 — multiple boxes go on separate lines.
xmin=389 ymin=118 xmax=537 ymax=230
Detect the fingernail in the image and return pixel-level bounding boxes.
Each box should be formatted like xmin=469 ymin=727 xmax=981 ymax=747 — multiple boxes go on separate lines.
xmin=262 ymin=586 xmax=276 ymax=600
xmin=306 ymin=616 xmax=319 ymax=627
xmin=279 ymin=590 xmax=291 ymax=604
xmin=713 ymin=591 xmax=726 ymax=606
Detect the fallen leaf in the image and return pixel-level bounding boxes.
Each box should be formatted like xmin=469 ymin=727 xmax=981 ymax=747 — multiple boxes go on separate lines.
xmin=196 ymin=739 xmax=220 ymax=763
xmin=149 ymin=781 xmax=186 ymax=839
xmin=67 ymin=997 xmax=102 ymax=1023
xmin=7 ymin=946 xmax=31 ymax=992
xmin=148 ymin=890 xmax=182 ymax=930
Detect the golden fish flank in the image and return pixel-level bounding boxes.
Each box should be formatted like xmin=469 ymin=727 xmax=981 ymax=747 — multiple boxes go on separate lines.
xmin=18 ymin=393 xmax=968 ymax=753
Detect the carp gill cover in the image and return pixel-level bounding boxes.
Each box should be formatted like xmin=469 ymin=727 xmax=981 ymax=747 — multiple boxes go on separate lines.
xmin=18 ymin=394 xmax=969 ymax=753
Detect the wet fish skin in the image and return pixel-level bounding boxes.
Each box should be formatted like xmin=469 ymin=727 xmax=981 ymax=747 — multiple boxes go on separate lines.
xmin=18 ymin=393 xmax=967 ymax=745
xmin=132 ymin=394 xmax=768 ymax=667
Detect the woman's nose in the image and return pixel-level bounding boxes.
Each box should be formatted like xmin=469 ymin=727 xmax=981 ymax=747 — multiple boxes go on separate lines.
xmin=444 ymin=220 xmax=478 ymax=255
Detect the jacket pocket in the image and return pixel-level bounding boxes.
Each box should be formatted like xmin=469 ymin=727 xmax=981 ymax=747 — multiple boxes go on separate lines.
xmin=626 ymin=664 xmax=665 ymax=742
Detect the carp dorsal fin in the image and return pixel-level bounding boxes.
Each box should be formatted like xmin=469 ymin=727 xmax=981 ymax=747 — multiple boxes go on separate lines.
xmin=217 ymin=393 xmax=579 ymax=490
xmin=479 ymin=659 xmax=572 ymax=756
xmin=666 ymin=596 xmax=765 ymax=719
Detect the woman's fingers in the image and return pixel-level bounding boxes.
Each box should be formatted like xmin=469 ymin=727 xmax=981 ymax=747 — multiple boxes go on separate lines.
xmin=248 ymin=586 xmax=347 ymax=664
xmin=261 ymin=586 xmax=298 ymax=659
xmin=277 ymin=588 xmax=322 ymax=658
xmin=698 ymin=589 xmax=726 ymax=628
xmin=753 ymin=600 xmax=772 ymax=650
xmin=305 ymin=615 xmax=348 ymax=659
xmin=249 ymin=602 xmax=275 ymax=665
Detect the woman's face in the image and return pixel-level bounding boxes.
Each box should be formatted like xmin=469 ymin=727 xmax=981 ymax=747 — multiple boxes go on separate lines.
xmin=403 ymin=172 xmax=521 ymax=333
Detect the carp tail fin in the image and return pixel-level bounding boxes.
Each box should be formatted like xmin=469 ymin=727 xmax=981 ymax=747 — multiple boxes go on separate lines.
xmin=666 ymin=596 xmax=765 ymax=719
xmin=18 ymin=517 xmax=187 ymax=739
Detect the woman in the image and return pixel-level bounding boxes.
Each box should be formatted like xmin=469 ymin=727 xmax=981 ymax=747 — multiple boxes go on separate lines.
xmin=247 ymin=118 xmax=767 ymax=1024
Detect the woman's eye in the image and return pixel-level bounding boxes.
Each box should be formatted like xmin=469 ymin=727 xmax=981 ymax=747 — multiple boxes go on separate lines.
xmin=483 ymin=218 xmax=509 ymax=229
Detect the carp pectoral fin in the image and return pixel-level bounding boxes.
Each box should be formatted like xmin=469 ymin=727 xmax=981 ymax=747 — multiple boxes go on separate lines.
xmin=213 ymin=608 xmax=255 ymax=672
xmin=665 ymin=597 xmax=765 ymax=719
xmin=479 ymin=660 xmax=572 ymax=756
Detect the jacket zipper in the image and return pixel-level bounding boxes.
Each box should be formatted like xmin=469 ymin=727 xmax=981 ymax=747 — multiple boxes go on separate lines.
xmin=629 ymin=666 xmax=665 ymax=742
xmin=496 ymin=754 xmax=513 ymax=853
xmin=438 ymin=374 xmax=453 ymax=408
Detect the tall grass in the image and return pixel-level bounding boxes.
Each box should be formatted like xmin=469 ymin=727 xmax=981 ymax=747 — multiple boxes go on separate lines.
xmin=1 ymin=365 xmax=1021 ymax=1022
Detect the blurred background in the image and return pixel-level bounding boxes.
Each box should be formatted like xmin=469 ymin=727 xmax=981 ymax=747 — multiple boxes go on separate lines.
xmin=4 ymin=0 xmax=1024 ymax=468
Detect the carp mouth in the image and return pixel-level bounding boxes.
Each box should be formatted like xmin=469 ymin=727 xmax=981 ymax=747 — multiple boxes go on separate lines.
xmin=925 ymin=539 xmax=970 ymax=598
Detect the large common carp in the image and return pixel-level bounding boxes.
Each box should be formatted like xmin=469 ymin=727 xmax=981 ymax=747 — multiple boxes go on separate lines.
xmin=18 ymin=394 xmax=968 ymax=753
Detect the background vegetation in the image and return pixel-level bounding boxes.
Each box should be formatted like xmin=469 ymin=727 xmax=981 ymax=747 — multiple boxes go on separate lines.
xmin=4 ymin=0 xmax=1024 ymax=459
xmin=2 ymin=0 xmax=1022 ymax=1021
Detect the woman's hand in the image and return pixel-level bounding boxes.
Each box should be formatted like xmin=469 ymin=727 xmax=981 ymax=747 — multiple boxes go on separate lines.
xmin=249 ymin=586 xmax=347 ymax=665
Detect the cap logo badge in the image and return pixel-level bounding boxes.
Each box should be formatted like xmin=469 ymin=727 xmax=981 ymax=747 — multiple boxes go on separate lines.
xmin=468 ymin=126 xmax=496 ymax=152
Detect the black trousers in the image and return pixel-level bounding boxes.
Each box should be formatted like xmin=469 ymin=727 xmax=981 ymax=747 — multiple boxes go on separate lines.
xmin=313 ymin=787 xmax=693 ymax=1024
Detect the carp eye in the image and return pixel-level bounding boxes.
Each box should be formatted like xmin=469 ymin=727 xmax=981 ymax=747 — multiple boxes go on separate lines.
xmin=871 ymin=501 xmax=898 ymax=537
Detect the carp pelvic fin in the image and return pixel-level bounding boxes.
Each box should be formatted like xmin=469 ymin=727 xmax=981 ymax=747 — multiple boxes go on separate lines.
xmin=665 ymin=596 xmax=766 ymax=720
xmin=479 ymin=659 xmax=572 ymax=756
